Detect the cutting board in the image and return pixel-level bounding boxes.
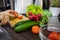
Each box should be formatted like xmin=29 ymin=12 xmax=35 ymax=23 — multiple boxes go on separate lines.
xmin=9 ymin=15 xmax=29 ymax=27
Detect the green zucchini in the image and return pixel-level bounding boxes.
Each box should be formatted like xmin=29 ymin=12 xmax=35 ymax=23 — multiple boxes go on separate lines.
xmin=15 ymin=20 xmax=31 ymax=27
xmin=14 ymin=21 xmax=39 ymax=32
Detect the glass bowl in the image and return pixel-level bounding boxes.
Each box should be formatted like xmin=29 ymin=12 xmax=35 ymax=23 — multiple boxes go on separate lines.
xmin=39 ymin=26 xmax=51 ymax=40
xmin=39 ymin=16 xmax=60 ymax=40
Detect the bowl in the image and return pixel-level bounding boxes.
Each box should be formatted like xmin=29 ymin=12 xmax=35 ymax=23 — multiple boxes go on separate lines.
xmin=39 ymin=26 xmax=51 ymax=40
xmin=39 ymin=16 xmax=60 ymax=40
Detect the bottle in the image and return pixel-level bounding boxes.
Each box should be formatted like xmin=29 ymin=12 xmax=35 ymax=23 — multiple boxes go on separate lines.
xmin=43 ymin=0 xmax=50 ymax=9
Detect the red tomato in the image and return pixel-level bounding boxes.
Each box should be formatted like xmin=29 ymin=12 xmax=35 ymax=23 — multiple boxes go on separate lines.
xmin=10 ymin=12 xmax=18 ymax=18
xmin=13 ymin=12 xmax=18 ymax=17
xmin=32 ymin=26 xmax=40 ymax=34
xmin=50 ymin=39 xmax=52 ymax=40
xmin=48 ymin=32 xmax=59 ymax=40
xmin=18 ymin=15 xmax=23 ymax=19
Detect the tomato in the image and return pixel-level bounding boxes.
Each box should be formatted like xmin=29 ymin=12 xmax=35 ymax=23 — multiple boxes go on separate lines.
xmin=18 ymin=15 xmax=23 ymax=19
xmin=47 ymin=39 xmax=53 ymax=40
xmin=32 ymin=26 xmax=40 ymax=34
xmin=13 ymin=12 xmax=18 ymax=18
xmin=48 ymin=32 xmax=59 ymax=40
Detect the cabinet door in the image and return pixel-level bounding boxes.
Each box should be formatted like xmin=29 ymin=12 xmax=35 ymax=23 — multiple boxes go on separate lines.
xmin=0 ymin=0 xmax=4 ymax=8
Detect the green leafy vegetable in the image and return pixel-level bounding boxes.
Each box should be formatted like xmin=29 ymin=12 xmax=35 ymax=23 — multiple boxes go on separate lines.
xmin=26 ymin=5 xmax=52 ymax=27
xmin=26 ymin=4 xmax=43 ymax=16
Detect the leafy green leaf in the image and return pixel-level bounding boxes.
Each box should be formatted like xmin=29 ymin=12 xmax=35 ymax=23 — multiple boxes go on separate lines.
xmin=39 ymin=22 xmax=45 ymax=27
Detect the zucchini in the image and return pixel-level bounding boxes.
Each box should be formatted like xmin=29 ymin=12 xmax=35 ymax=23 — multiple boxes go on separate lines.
xmin=14 ymin=21 xmax=39 ymax=32
xmin=15 ymin=20 xmax=31 ymax=27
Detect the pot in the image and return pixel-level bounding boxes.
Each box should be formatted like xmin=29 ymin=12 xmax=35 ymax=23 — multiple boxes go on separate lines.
xmin=49 ymin=7 xmax=60 ymax=16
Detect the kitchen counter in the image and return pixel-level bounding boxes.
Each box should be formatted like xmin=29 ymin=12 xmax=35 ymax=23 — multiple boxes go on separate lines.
xmin=2 ymin=14 xmax=60 ymax=40
xmin=2 ymin=23 xmax=40 ymax=40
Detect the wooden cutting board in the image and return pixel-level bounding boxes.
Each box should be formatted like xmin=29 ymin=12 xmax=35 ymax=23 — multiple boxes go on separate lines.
xmin=9 ymin=15 xmax=29 ymax=27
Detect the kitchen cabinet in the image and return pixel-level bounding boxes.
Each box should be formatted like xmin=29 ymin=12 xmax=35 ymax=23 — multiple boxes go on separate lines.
xmin=0 ymin=0 xmax=4 ymax=8
xmin=0 ymin=0 xmax=12 ymax=11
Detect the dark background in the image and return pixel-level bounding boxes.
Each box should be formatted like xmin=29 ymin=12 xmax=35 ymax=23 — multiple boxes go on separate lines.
xmin=0 ymin=0 xmax=50 ymax=11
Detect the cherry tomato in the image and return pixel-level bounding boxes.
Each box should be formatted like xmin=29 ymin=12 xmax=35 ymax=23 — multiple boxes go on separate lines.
xmin=14 ymin=12 xmax=18 ymax=17
xmin=48 ymin=32 xmax=59 ymax=40
xmin=18 ymin=15 xmax=23 ymax=19
xmin=10 ymin=12 xmax=18 ymax=18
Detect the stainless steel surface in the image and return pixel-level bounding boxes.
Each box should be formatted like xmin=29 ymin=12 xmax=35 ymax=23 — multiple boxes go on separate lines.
xmin=48 ymin=17 xmax=60 ymax=32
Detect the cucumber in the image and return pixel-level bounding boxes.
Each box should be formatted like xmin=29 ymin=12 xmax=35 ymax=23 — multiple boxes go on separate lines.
xmin=14 ymin=21 xmax=39 ymax=32
xmin=15 ymin=20 xmax=31 ymax=27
